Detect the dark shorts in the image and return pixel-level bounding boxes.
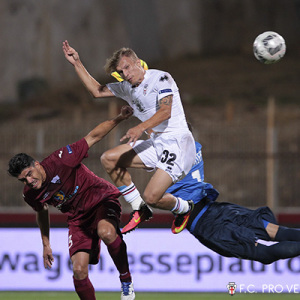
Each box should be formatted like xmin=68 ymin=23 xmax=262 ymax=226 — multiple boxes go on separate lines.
xmin=187 ymin=200 xmax=277 ymax=260
xmin=68 ymin=200 xmax=121 ymax=264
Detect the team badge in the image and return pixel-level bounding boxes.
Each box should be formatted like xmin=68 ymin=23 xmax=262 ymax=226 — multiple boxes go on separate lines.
xmin=143 ymin=84 xmax=148 ymax=95
xmin=227 ymin=282 xmax=237 ymax=296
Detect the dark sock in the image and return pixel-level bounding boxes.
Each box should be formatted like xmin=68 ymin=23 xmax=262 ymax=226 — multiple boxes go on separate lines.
xmin=275 ymin=226 xmax=300 ymax=241
xmin=107 ymin=235 xmax=132 ymax=282
xmin=254 ymin=242 xmax=300 ymax=264
xmin=73 ymin=276 xmax=96 ymax=300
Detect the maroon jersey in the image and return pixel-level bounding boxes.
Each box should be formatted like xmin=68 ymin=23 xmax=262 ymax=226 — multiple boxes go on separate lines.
xmin=23 ymin=138 xmax=121 ymax=225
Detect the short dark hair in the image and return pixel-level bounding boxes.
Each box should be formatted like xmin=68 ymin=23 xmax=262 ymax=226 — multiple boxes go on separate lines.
xmin=8 ymin=153 xmax=35 ymax=177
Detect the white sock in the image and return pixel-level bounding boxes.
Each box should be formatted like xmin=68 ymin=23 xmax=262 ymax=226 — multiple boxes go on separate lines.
xmin=171 ymin=197 xmax=189 ymax=214
xmin=118 ymin=182 xmax=144 ymax=210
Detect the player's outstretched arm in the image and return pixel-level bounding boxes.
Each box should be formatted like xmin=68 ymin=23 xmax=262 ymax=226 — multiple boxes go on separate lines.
xmin=62 ymin=40 xmax=113 ymax=99
xmin=85 ymin=105 xmax=133 ymax=148
xmin=36 ymin=204 xmax=54 ymax=269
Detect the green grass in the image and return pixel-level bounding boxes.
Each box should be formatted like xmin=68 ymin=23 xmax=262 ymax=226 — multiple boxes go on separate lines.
xmin=0 ymin=292 xmax=299 ymax=300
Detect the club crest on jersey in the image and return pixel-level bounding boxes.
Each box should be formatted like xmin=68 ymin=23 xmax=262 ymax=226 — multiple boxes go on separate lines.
xmin=143 ymin=84 xmax=148 ymax=96
xmin=51 ymin=175 xmax=61 ymax=184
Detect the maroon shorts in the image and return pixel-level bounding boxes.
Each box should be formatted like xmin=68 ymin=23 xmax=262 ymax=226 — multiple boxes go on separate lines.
xmin=68 ymin=200 xmax=121 ymax=264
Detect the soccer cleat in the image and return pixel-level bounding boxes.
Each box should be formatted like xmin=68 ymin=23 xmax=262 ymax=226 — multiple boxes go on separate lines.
xmin=121 ymin=203 xmax=153 ymax=234
xmin=171 ymin=200 xmax=194 ymax=234
xmin=121 ymin=282 xmax=135 ymax=300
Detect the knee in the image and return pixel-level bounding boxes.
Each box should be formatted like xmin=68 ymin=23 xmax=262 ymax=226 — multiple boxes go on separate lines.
xmin=100 ymin=150 xmax=118 ymax=172
xmin=143 ymin=190 xmax=159 ymax=207
xmin=73 ymin=263 xmax=88 ymax=280
xmin=98 ymin=223 xmax=117 ymax=245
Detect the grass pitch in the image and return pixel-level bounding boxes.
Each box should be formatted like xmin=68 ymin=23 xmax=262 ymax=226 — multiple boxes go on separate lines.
xmin=0 ymin=292 xmax=299 ymax=299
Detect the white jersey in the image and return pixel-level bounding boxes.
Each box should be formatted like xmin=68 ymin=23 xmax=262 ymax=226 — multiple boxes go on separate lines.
xmin=106 ymin=69 xmax=188 ymax=133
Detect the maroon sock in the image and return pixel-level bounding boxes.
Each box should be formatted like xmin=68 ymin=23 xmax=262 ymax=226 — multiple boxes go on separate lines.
xmin=107 ymin=235 xmax=132 ymax=282
xmin=73 ymin=276 xmax=96 ymax=300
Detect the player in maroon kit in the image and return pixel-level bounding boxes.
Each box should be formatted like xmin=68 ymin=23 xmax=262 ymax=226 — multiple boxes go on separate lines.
xmin=8 ymin=106 xmax=135 ymax=300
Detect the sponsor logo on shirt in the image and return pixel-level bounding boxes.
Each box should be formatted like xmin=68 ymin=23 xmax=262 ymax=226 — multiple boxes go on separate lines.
xmin=53 ymin=190 xmax=65 ymax=202
xmin=54 ymin=186 xmax=79 ymax=211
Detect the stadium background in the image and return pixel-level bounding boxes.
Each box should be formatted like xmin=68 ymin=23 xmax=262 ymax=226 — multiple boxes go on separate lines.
xmin=1 ymin=0 xmax=300 ymax=295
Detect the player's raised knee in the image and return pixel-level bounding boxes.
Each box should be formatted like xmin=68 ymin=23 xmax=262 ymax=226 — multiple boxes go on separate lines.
xmin=100 ymin=150 xmax=118 ymax=171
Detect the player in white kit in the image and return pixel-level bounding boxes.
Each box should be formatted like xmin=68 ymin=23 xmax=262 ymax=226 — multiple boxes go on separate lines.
xmin=63 ymin=41 xmax=196 ymax=234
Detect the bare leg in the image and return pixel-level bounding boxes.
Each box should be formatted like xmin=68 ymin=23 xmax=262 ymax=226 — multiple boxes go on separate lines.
xmin=71 ymin=252 xmax=96 ymax=300
xmin=101 ymin=144 xmax=149 ymax=210
xmin=143 ymin=168 xmax=175 ymax=210
xmin=97 ymin=219 xmax=119 ymax=245
xmin=102 ymin=145 xmax=190 ymax=234
xmin=101 ymin=144 xmax=147 ymax=187
xmin=265 ymin=223 xmax=279 ymax=240
xmin=71 ymin=252 xmax=90 ymax=280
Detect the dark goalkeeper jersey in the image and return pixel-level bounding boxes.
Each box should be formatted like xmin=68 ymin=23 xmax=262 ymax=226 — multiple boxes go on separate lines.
xmin=23 ymin=138 xmax=121 ymax=225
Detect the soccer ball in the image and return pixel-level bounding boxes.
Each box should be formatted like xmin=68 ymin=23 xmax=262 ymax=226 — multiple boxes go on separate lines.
xmin=253 ymin=31 xmax=286 ymax=64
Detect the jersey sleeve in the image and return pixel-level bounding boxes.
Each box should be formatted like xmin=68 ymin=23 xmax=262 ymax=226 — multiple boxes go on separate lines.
xmin=52 ymin=138 xmax=89 ymax=168
xmin=106 ymin=82 xmax=130 ymax=102
xmin=156 ymin=72 xmax=175 ymax=101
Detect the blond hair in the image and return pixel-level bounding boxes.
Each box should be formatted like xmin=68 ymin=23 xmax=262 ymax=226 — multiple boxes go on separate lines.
xmin=104 ymin=48 xmax=139 ymax=74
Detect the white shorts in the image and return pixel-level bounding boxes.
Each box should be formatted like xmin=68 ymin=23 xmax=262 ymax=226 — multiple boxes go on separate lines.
xmin=132 ymin=131 xmax=196 ymax=183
